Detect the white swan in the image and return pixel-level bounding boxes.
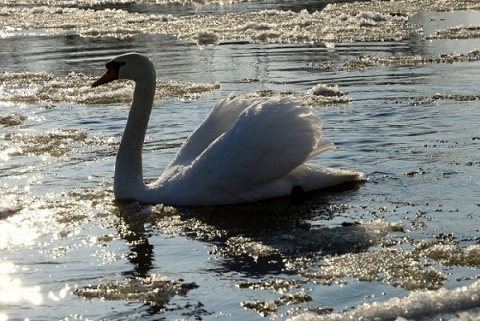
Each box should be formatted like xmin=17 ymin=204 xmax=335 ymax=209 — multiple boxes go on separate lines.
xmin=92 ymin=53 xmax=363 ymax=206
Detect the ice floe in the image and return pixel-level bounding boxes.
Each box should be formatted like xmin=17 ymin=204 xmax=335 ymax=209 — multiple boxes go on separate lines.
xmin=0 ymin=4 xmax=411 ymax=43
xmin=75 ymin=273 xmax=198 ymax=307
xmin=427 ymin=25 xmax=480 ymax=40
xmin=289 ymin=280 xmax=480 ymax=321
xmin=0 ymin=71 xmax=220 ymax=103
xmin=1 ymin=0 xmax=480 ymax=44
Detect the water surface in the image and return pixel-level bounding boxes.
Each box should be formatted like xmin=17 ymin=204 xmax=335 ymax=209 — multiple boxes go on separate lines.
xmin=1 ymin=1 xmax=480 ymax=320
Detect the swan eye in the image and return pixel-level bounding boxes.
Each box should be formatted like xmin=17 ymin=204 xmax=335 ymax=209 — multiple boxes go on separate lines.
xmin=105 ymin=60 xmax=126 ymax=73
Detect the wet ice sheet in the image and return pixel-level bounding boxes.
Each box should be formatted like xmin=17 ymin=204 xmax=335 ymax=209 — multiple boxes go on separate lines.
xmin=75 ymin=273 xmax=198 ymax=306
xmin=0 ymin=70 xmax=353 ymax=106
xmin=290 ymin=280 xmax=480 ymax=321
xmin=0 ymin=5 xmax=412 ymax=43
xmin=1 ymin=0 xmax=248 ymax=5
xmin=1 ymin=0 xmax=479 ymax=45
xmin=0 ymin=71 xmax=220 ymax=103
xmin=341 ymin=48 xmax=480 ymax=70
xmin=427 ymin=25 xmax=480 ymax=40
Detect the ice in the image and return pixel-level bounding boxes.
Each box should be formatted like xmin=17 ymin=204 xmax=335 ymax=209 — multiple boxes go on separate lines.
xmin=240 ymin=89 xmax=351 ymax=106
xmin=341 ymin=48 xmax=480 ymax=71
xmin=0 ymin=113 xmax=26 ymax=126
xmin=1 ymin=0 xmax=479 ymax=43
xmin=195 ymin=30 xmax=220 ymax=46
xmin=357 ymin=12 xmax=389 ymax=22
xmin=74 ymin=273 xmax=197 ymax=306
xmin=421 ymin=243 xmax=480 ymax=267
xmin=0 ymin=3 xmax=413 ymax=43
xmin=307 ymin=84 xmax=345 ymax=98
xmin=0 ymin=71 xmax=220 ymax=103
xmin=242 ymin=290 xmax=313 ymax=318
xmin=289 ymin=280 xmax=480 ymax=321
xmin=426 ymin=25 xmax=480 ymax=40
xmin=0 ymin=0 xmax=479 ymax=40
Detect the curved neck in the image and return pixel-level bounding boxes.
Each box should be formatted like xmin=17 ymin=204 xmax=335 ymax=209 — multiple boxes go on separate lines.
xmin=114 ymin=71 xmax=156 ymax=200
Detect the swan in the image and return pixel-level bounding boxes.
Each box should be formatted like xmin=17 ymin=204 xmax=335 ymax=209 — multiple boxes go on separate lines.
xmin=92 ymin=52 xmax=363 ymax=206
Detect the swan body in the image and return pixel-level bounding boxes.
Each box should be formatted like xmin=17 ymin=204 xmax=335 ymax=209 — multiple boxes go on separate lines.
xmin=92 ymin=53 xmax=363 ymax=206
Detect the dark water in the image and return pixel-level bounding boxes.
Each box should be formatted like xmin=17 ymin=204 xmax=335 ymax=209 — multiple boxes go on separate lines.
xmin=1 ymin=1 xmax=480 ymax=320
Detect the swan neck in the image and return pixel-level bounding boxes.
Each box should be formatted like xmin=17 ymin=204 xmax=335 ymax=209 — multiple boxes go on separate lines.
xmin=114 ymin=71 xmax=156 ymax=199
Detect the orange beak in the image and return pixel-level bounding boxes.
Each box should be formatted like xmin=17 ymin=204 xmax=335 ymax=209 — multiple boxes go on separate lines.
xmin=92 ymin=67 xmax=118 ymax=88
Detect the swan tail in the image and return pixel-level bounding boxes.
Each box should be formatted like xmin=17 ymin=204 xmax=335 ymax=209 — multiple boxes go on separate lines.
xmin=225 ymin=163 xmax=364 ymax=204
xmin=287 ymin=163 xmax=364 ymax=192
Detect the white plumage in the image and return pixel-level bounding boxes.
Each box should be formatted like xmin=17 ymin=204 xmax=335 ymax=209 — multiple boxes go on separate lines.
xmin=92 ymin=53 xmax=363 ymax=206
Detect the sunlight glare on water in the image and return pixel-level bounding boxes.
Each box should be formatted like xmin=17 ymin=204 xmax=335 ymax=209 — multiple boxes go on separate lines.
xmin=0 ymin=260 xmax=43 ymax=306
xmin=0 ymin=214 xmax=40 ymax=249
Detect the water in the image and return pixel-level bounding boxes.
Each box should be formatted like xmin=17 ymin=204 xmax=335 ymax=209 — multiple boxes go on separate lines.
xmin=1 ymin=1 xmax=480 ymax=320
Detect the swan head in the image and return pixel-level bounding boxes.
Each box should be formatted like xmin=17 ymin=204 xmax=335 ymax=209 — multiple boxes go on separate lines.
xmin=92 ymin=52 xmax=155 ymax=87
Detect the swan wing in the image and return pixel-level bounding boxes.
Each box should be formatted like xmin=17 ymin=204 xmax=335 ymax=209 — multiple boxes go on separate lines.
xmin=148 ymin=97 xmax=363 ymax=205
xmin=164 ymin=95 xmax=254 ymax=171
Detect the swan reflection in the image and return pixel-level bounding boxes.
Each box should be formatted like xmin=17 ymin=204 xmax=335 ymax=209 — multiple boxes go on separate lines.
xmin=115 ymin=181 xmax=369 ymax=278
